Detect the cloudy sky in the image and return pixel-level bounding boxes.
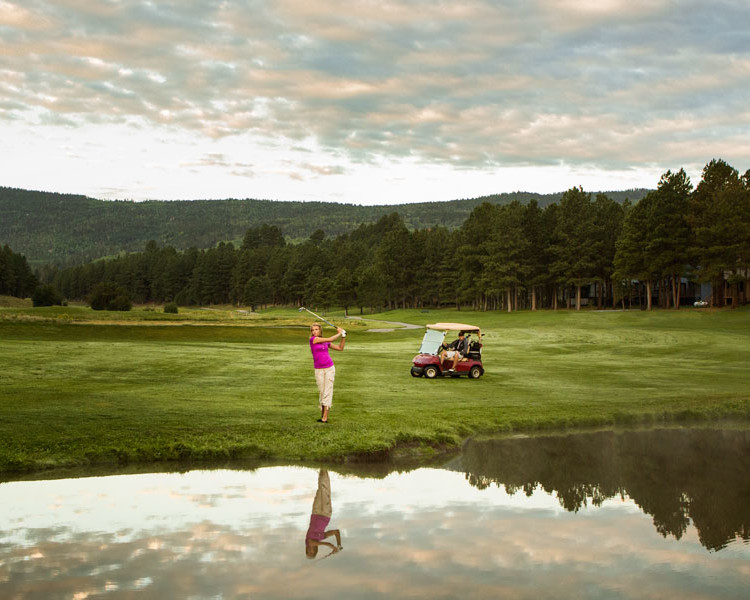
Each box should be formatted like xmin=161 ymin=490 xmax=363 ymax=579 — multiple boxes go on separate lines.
xmin=1 ymin=0 xmax=749 ymax=204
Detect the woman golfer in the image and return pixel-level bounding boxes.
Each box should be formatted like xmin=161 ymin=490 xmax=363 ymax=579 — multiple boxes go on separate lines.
xmin=305 ymin=469 xmax=342 ymax=559
xmin=309 ymin=322 xmax=345 ymax=423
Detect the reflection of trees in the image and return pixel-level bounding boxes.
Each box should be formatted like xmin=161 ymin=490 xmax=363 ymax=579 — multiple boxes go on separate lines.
xmin=458 ymin=428 xmax=750 ymax=551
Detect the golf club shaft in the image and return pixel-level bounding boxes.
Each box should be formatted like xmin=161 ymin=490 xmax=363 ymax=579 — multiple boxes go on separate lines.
xmin=300 ymin=306 xmax=336 ymax=329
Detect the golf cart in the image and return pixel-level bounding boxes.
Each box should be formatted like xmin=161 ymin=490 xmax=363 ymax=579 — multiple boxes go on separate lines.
xmin=411 ymin=323 xmax=484 ymax=379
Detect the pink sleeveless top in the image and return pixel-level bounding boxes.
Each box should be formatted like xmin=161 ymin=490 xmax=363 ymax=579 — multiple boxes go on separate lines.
xmin=310 ymin=336 xmax=334 ymax=369
xmin=306 ymin=513 xmax=331 ymax=541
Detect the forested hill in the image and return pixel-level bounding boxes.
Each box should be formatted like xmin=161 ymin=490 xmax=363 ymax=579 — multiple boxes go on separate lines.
xmin=0 ymin=186 xmax=649 ymax=266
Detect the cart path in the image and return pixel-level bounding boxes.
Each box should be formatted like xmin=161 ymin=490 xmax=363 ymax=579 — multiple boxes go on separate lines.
xmin=347 ymin=315 xmax=422 ymax=332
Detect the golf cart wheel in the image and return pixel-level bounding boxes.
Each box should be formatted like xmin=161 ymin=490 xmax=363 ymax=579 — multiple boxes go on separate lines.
xmin=424 ymin=365 xmax=439 ymax=379
xmin=410 ymin=367 xmax=421 ymax=377
xmin=468 ymin=365 xmax=482 ymax=379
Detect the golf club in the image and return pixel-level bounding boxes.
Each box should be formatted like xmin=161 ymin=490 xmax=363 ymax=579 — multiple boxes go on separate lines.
xmin=298 ymin=306 xmax=337 ymax=329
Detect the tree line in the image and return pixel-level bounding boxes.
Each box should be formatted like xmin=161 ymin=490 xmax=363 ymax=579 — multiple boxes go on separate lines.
xmin=0 ymin=244 xmax=38 ymax=298
xmin=6 ymin=158 xmax=748 ymax=312
xmin=0 ymin=185 xmax=647 ymax=267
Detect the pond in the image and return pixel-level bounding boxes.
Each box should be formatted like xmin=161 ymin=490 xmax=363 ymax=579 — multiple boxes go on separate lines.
xmin=2 ymin=427 xmax=749 ymax=599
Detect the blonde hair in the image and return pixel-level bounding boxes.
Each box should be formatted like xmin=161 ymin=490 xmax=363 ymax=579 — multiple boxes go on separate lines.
xmin=310 ymin=322 xmax=321 ymax=334
xmin=305 ymin=542 xmax=319 ymax=558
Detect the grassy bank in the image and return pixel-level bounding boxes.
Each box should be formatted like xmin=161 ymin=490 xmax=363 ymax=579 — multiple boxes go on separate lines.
xmin=1 ymin=304 xmax=749 ymax=475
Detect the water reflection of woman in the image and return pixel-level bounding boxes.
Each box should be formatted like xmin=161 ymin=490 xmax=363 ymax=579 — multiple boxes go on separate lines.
xmin=305 ymin=469 xmax=342 ymax=559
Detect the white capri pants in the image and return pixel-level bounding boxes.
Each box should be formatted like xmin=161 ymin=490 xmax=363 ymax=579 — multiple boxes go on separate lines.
xmin=314 ymin=366 xmax=335 ymax=407
xmin=312 ymin=469 xmax=332 ymax=517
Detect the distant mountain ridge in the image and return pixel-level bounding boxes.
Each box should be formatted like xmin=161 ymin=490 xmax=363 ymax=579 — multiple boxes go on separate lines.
xmin=0 ymin=186 xmax=650 ymax=266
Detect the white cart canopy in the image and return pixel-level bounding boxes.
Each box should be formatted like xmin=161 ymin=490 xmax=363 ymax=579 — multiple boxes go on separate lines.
xmin=425 ymin=322 xmax=481 ymax=333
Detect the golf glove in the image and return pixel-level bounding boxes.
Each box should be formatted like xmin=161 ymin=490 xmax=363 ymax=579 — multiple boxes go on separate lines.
xmin=341 ymin=330 xmax=347 ymax=337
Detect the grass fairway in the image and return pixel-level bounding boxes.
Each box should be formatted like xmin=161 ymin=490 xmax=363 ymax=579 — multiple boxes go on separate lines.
xmin=1 ymin=305 xmax=749 ymax=474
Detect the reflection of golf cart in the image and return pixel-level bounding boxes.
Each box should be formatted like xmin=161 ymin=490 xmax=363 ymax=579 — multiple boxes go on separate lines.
xmin=411 ymin=323 xmax=484 ymax=379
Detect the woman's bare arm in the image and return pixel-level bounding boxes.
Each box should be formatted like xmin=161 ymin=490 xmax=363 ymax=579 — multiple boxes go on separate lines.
xmin=323 ymin=529 xmax=342 ymax=546
xmin=314 ymin=327 xmax=345 ymax=347
xmin=312 ymin=334 xmax=341 ymax=344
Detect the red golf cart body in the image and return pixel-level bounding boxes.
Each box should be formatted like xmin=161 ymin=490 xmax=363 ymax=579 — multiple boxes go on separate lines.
xmin=411 ymin=322 xmax=484 ymax=379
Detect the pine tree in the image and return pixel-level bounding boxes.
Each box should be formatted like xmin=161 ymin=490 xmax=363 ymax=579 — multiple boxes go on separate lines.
xmin=646 ymin=170 xmax=692 ymax=308
xmin=614 ymin=194 xmax=657 ymax=309
xmin=552 ymin=188 xmax=599 ymax=310
xmin=689 ymin=159 xmax=748 ymax=306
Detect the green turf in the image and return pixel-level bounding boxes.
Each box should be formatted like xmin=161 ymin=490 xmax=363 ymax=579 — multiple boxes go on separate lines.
xmin=1 ymin=304 xmax=749 ymax=474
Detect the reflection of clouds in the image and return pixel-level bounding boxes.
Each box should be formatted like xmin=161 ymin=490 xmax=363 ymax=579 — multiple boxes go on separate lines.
xmin=1 ymin=468 xmax=748 ymax=598
xmin=1 ymin=468 xmax=317 ymax=547
xmin=331 ymin=505 xmax=748 ymax=599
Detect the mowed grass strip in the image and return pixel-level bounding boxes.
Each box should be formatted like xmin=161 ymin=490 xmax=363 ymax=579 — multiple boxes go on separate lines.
xmin=1 ymin=306 xmax=749 ymax=473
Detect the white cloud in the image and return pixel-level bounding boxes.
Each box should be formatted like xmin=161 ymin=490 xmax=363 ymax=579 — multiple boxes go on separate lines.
xmin=0 ymin=0 xmax=748 ymax=202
